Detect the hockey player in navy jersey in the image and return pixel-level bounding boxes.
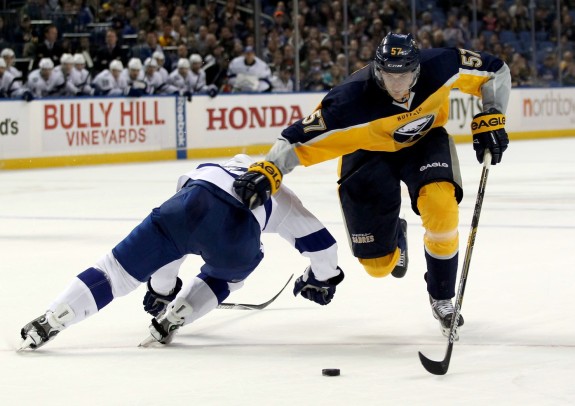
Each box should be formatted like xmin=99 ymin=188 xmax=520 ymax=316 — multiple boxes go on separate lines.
xmin=19 ymin=154 xmax=343 ymax=350
xmin=234 ymin=33 xmax=511 ymax=338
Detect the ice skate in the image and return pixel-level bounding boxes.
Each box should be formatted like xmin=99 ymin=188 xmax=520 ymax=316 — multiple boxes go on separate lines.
xmin=429 ymin=295 xmax=464 ymax=340
xmin=391 ymin=219 xmax=408 ymax=278
xmin=140 ymin=297 xmax=193 ymax=347
xmin=19 ymin=304 xmax=74 ymax=351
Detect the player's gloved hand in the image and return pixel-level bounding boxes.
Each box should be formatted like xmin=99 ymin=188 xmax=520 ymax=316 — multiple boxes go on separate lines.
xmin=22 ymin=90 xmax=34 ymax=102
xmin=471 ymin=108 xmax=509 ymax=165
xmin=143 ymin=277 xmax=183 ymax=317
xmin=293 ymin=267 xmax=344 ymax=305
xmin=233 ymin=161 xmax=282 ymax=209
xmin=207 ymin=84 xmax=218 ymax=98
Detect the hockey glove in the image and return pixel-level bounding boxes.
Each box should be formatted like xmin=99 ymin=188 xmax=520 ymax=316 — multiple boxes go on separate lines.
xmin=233 ymin=161 xmax=282 ymax=209
xmin=293 ymin=267 xmax=344 ymax=306
xmin=471 ymin=108 xmax=509 ymax=165
xmin=207 ymin=84 xmax=218 ymax=98
xmin=143 ymin=277 xmax=183 ymax=317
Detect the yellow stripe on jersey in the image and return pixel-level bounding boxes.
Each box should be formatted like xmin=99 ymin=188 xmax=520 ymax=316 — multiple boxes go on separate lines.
xmin=294 ymin=86 xmax=453 ymax=166
xmin=452 ymin=71 xmax=492 ymax=98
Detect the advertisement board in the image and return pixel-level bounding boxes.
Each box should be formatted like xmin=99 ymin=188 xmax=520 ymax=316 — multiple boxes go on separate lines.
xmin=1 ymin=88 xmax=574 ymax=169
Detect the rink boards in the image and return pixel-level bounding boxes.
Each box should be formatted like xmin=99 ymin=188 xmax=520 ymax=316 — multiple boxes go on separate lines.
xmin=1 ymin=87 xmax=574 ymax=169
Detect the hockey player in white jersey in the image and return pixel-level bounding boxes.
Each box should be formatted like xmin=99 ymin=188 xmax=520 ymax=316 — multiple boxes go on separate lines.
xmin=92 ymin=60 xmax=127 ymax=96
xmin=226 ymin=46 xmax=272 ymax=92
xmin=72 ymin=53 xmax=94 ymax=95
xmin=19 ymin=154 xmax=343 ymax=350
xmin=121 ymin=57 xmax=147 ymax=96
xmin=26 ymin=58 xmax=66 ymax=97
xmin=152 ymin=50 xmax=170 ymax=82
xmin=0 ymin=58 xmax=32 ymax=100
xmin=189 ymin=53 xmax=218 ymax=97
xmin=167 ymin=58 xmax=194 ymax=98
xmin=1 ymin=48 xmax=22 ymax=79
xmin=52 ymin=53 xmax=83 ymax=96
xmin=144 ymin=57 xmax=177 ymax=94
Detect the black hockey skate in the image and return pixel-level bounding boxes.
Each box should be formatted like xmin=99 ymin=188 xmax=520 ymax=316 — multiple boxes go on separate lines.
xmin=429 ymin=295 xmax=464 ymax=340
xmin=391 ymin=219 xmax=408 ymax=278
xmin=19 ymin=304 xmax=74 ymax=351
xmin=139 ymin=297 xmax=193 ymax=347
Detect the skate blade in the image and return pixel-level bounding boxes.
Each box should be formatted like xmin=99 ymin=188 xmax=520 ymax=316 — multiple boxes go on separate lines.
xmin=138 ymin=335 xmax=159 ymax=348
xmin=17 ymin=336 xmax=36 ymax=352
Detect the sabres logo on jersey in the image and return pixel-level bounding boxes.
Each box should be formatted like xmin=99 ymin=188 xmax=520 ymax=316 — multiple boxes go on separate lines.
xmin=393 ymin=114 xmax=435 ymax=144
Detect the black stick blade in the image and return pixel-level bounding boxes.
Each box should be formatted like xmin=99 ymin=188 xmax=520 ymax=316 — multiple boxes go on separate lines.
xmin=418 ymin=351 xmax=449 ymax=375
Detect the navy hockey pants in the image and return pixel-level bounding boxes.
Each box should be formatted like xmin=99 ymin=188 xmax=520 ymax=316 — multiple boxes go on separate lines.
xmin=112 ymin=181 xmax=264 ymax=283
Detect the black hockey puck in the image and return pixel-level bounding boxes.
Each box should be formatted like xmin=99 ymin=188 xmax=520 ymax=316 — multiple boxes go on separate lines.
xmin=322 ymin=368 xmax=340 ymax=376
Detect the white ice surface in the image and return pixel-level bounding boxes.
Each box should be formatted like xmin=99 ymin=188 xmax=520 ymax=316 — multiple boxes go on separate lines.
xmin=1 ymin=138 xmax=575 ymax=406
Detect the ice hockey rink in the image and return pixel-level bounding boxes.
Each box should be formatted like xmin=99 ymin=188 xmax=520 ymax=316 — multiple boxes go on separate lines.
xmin=1 ymin=137 xmax=574 ymax=406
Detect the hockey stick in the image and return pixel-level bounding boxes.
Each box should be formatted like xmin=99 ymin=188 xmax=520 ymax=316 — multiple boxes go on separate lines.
xmin=418 ymin=150 xmax=492 ymax=375
xmin=216 ymin=273 xmax=294 ymax=310
xmin=138 ymin=274 xmax=295 ymax=347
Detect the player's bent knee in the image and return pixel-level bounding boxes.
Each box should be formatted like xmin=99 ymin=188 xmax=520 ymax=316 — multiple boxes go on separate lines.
xmin=418 ymin=182 xmax=459 ymax=258
xmin=417 ymin=182 xmax=458 ymax=233
xmin=358 ymin=250 xmax=399 ymax=278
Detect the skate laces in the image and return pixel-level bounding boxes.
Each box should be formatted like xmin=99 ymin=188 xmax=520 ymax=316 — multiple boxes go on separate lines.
xmin=432 ymin=299 xmax=454 ymax=318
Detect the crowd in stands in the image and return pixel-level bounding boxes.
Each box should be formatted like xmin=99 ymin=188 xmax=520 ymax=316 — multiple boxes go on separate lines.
xmin=1 ymin=0 xmax=575 ymax=101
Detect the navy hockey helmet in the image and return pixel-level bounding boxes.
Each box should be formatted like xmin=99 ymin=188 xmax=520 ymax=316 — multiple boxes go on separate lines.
xmin=374 ymin=33 xmax=420 ymax=74
xmin=373 ymin=33 xmax=421 ymax=99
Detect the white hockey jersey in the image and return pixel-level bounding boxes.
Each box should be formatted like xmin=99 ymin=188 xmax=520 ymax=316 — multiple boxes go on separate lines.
xmin=227 ymin=56 xmax=272 ymax=92
xmin=0 ymin=70 xmax=18 ymax=95
xmin=8 ymin=66 xmax=22 ymax=79
xmin=92 ymin=69 xmax=128 ymax=96
xmin=176 ymin=154 xmax=339 ymax=281
xmin=26 ymin=69 xmax=66 ymax=97
xmin=73 ymin=67 xmax=93 ymax=95
xmin=167 ymin=69 xmax=193 ymax=93
xmin=145 ymin=70 xmax=177 ymax=94
xmin=52 ymin=66 xmax=82 ymax=96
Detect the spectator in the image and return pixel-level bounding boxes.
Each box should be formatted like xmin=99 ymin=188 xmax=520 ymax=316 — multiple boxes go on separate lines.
xmin=34 ymin=24 xmax=64 ymax=68
xmin=563 ymin=58 xmax=575 ymax=86
xmin=270 ymin=64 xmax=294 ymax=92
xmin=158 ymin=20 xmax=176 ymax=47
xmin=0 ymin=16 xmax=11 ymax=50
xmin=509 ymin=53 xmax=532 ymax=87
xmin=12 ymin=14 xmax=37 ymax=57
xmin=92 ymin=60 xmax=127 ymax=96
xmin=93 ymin=29 xmax=125 ymax=73
xmin=226 ymin=46 xmax=272 ymax=92
xmin=537 ymin=53 xmax=559 ymax=84
xmin=560 ymin=50 xmax=574 ymax=77
xmin=130 ymin=30 xmax=162 ymax=63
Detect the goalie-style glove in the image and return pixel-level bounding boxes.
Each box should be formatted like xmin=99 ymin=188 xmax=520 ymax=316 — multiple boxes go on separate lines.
xmin=233 ymin=161 xmax=282 ymax=209
xmin=471 ymin=108 xmax=509 ymax=165
xmin=143 ymin=277 xmax=183 ymax=316
xmin=293 ymin=267 xmax=344 ymax=306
